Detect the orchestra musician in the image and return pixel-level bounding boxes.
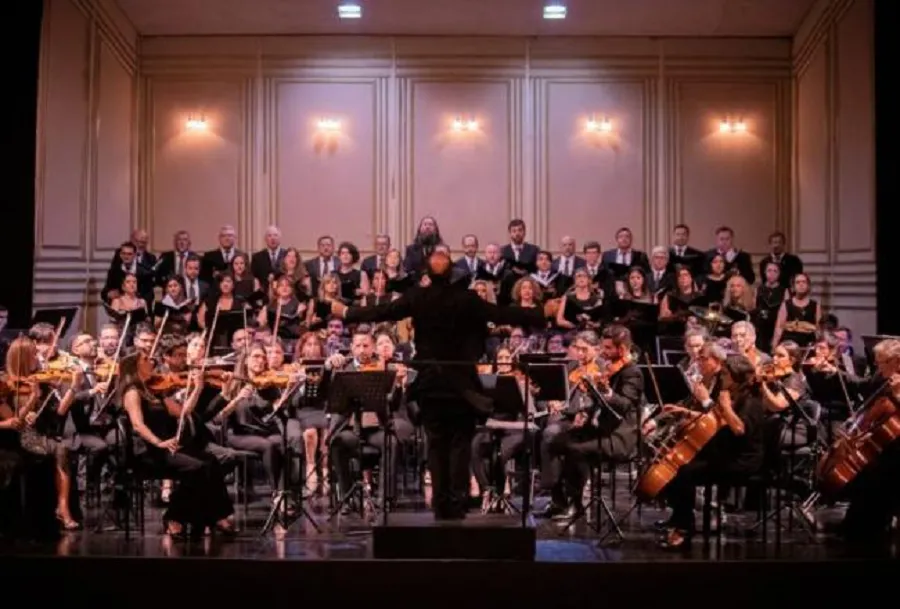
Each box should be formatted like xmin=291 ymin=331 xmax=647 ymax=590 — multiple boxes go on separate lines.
xmin=214 ymin=341 xmax=305 ymax=502
xmin=655 ymin=345 xmax=765 ymax=549
xmin=541 ymin=325 xmax=643 ymax=519
xmin=117 ymin=351 xmax=236 ymax=537
xmin=731 ymin=321 xmax=771 ymax=369
xmin=830 ymin=339 xmax=900 ymax=541
xmin=5 ymin=336 xmax=81 ymax=530
xmin=325 ymin=331 xmax=413 ymax=513
xmin=470 ymin=346 xmax=534 ymax=504
xmin=330 ymin=251 xmax=543 ymax=520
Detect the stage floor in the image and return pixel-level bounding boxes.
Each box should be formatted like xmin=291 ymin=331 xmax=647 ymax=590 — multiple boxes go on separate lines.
xmin=0 ymin=492 xmax=893 ymax=562
xmin=1 ymin=492 xmax=896 ymax=608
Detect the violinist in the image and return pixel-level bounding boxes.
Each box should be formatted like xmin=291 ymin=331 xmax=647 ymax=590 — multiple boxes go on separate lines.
xmin=642 ymin=328 xmax=708 ymax=441
xmin=97 ymin=324 xmax=120 ymax=361
xmin=29 ymin=322 xmax=68 ymax=369
xmin=64 ymin=334 xmax=116 ymax=495
xmin=803 ymin=332 xmax=858 ymax=444
xmin=132 ymin=323 xmax=156 ymax=358
xmin=470 ymin=346 xmax=532 ymax=506
xmin=759 ymin=341 xmax=810 ymax=414
xmin=117 ymin=352 xmax=235 ymax=538
xmin=832 ymin=338 xmax=900 ymax=541
xmin=731 ymin=321 xmax=771 ymax=369
xmin=541 ymin=325 xmax=643 ymax=520
xmin=6 ymin=336 xmax=81 ymax=530
xmin=657 ymin=349 xmax=764 ymax=550
xmin=326 ymin=331 xmax=408 ymax=513
xmin=156 ymin=334 xmax=236 ymax=465
xmin=294 ymin=332 xmax=330 ymax=492
xmin=217 ymin=341 xmax=304 ymax=501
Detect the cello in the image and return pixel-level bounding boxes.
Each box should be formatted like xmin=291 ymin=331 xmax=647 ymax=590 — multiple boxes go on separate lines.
xmin=635 ymin=376 xmax=726 ymax=501
xmin=815 ymin=379 xmax=900 ymax=496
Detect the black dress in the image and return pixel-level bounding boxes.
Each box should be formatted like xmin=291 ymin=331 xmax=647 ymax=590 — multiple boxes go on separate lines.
xmin=129 ymin=385 xmax=233 ymax=528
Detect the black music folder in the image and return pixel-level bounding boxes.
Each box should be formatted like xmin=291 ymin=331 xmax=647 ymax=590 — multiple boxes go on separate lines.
xmin=32 ymin=307 xmax=79 ymax=335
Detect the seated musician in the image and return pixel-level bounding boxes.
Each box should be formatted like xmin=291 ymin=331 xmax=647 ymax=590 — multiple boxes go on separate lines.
xmin=97 ymin=324 xmax=120 ymax=361
xmin=830 ymin=338 xmax=900 ymax=541
xmin=657 ymin=345 xmax=764 ymax=550
xmin=471 ymin=346 xmax=533 ymax=505
xmin=0 ymin=396 xmax=26 ymax=536
xmin=7 ymin=336 xmax=81 ymax=530
xmin=759 ymin=340 xmax=816 ymax=448
xmin=541 ymin=325 xmax=643 ymax=519
xmin=117 ymin=352 xmax=235 ymax=538
xmin=731 ymin=321 xmax=770 ymax=368
xmin=325 ymin=330 xmax=413 ymax=514
xmin=64 ymin=333 xmax=116 ymax=494
xmin=156 ymin=334 xmax=236 ymax=465
xmin=293 ymin=332 xmax=329 ymax=492
xmin=215 ymin=341 xmax=305 ymax=502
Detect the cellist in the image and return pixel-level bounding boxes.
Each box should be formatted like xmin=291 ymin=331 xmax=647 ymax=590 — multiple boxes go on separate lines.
xmin=656 ymin=343 xmax=765 ymax=550
xmin=829 ymin=338 xmax=900 ymax=542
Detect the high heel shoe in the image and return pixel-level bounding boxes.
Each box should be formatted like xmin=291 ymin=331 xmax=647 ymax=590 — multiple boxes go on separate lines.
xmin=658 ymin=528 xmax=692 ymax=551
xmin=163 ymin=519 xmax=186 ymax=539
xmin=56 ymin=510 xmax=80 ymax=531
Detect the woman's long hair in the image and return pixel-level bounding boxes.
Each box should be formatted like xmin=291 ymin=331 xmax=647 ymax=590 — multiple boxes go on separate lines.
xmin=5 ymin=336 xmax=38 ymax=378
xmin=115 ymin=352 xmax=145 ymax=404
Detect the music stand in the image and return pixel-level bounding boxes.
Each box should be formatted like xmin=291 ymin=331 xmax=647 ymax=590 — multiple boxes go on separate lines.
xmin=639 ymin=364 xmax=691 ymax=405
xmin=518 ymin=355 xmax=569 ymax=526
xmin=479 ymin=374 xmax=526 ymax=515
xmin=325 ymin=370 xmax=396 ymax=524
xmin=260 ymin=387 xmax=321 ymax=537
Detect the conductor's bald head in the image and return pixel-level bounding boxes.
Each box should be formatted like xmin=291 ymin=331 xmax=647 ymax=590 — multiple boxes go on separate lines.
xmin=427 ymin=251 xmax=452 ymax=282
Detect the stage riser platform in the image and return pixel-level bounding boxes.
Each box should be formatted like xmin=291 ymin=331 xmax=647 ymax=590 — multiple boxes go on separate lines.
xmin=372 ymin=513 xmax=535 ymax=560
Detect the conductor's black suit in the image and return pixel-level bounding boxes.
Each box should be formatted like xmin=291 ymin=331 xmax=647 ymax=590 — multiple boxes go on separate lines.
xmin=342 ymin=275 xmax=543 ymax=519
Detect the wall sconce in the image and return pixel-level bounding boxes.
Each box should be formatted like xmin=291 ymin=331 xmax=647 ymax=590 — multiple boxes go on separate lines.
xmin=452 ymin=116 xmax=479 ymax=132
xmin=185 ymin=114 xmax=207 ymax=131
xmin=719 ymin=118 xmax=747 ymax=134
xmin=317 ymin=118 xmax=341 ymax=133
xmin=586 ymin=116 xmax=612 ymax=134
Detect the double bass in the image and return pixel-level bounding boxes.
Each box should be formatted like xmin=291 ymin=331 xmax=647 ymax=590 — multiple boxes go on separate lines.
xmin=815 ymin=380 xmax=900 ymax=496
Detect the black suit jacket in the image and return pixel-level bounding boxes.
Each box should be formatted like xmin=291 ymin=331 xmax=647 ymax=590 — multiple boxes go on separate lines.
xmin=646 ymin=270 xmax=674 ymax=296
xmin=705 ymin=249 xmax=755 ymax=285
xmin=594 ymin=362 xmax=643 ymax=460
xmin=551 ymin=255 xmax=586 ymax=277
xmin=200 ymin=249 xmax=243 ymax=284
xmin=155 ymin=250 xmax=198 ymax=285
xmin=667 ymin=246 xmax=706 ymax=277
xmin=360 ymin=254 xmax=385 ymax=279
xmin=453 ymin=256 xmax=485 ymax=281
xmin=600 ymin=249 xmax=650 ymax=273
xmin=344 ymin=280 xmax=544 ymax=413
xmin=758 ymin=253 xmax=803 ymax=288
xmin=499 ymin=243 xmax=540 ymax=274
xmin=250 ymin=248 xmax=286 ymax=285
xmin=101 ymin=263 xmax=155 ymax=304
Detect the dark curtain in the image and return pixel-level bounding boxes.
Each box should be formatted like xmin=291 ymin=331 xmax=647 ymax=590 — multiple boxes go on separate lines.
xmin=0 ymin=0 xmax=42 ymax=328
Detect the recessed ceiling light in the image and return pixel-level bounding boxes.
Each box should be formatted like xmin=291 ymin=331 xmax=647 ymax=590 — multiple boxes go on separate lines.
xmin=543 ymin=3 xmax=566 ymax=19
xmin=338 ymin=3 xmax=362 ymax=19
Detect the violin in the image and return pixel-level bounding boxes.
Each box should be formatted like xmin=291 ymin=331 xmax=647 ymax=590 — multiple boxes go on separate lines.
xmin=250 ymin=370 xmax=297 ymax=390
xmin=568 ymin=360 xmax=602 ymax=390
xmin=756 ymin=362 xmax=792 ymax=383
xmin=93 ymin=360 xmax=118 ymax=379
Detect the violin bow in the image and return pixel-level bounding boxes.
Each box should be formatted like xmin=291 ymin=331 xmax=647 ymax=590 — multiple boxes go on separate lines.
xmin=148 ymin=311 xmax=168 ymax=361
xmin=92 ymin=312 xmax=132 ymax=418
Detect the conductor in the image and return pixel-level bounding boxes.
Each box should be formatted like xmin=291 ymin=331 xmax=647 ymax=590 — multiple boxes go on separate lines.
xmin=331 ymin=251 xmax=543 ymax=520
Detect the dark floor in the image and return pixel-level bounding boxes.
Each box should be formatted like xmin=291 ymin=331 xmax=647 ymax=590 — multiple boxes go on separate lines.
xmin=1 ymin=489 xmax=895 ymax=562
xmin=2 ymin=487 xmax=897 ymax=609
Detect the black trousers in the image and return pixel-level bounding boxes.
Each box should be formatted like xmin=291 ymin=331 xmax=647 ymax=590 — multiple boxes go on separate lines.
xmin=471 ymin=429 xmax=526 ymax=492
xmin=664 ymin=459 xmax=754 ymax=531
xmin=842 ymin=444 xmax=900 ymax=539
xmin=421 ymin=396 xmax=476 ymax=517
xmin=330 ymin=418 xmax=414 ymax=498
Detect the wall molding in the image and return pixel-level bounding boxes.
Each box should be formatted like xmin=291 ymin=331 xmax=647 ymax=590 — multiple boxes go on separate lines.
xmin=791 ymin=0 xmax=876 ymax=330
xmin=33 ymin=0 xmax=139 ymax=334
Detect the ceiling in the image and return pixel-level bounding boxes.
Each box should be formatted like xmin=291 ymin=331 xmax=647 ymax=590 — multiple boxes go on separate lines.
xmin=115 ymin=0 xmax=818 ymax=37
